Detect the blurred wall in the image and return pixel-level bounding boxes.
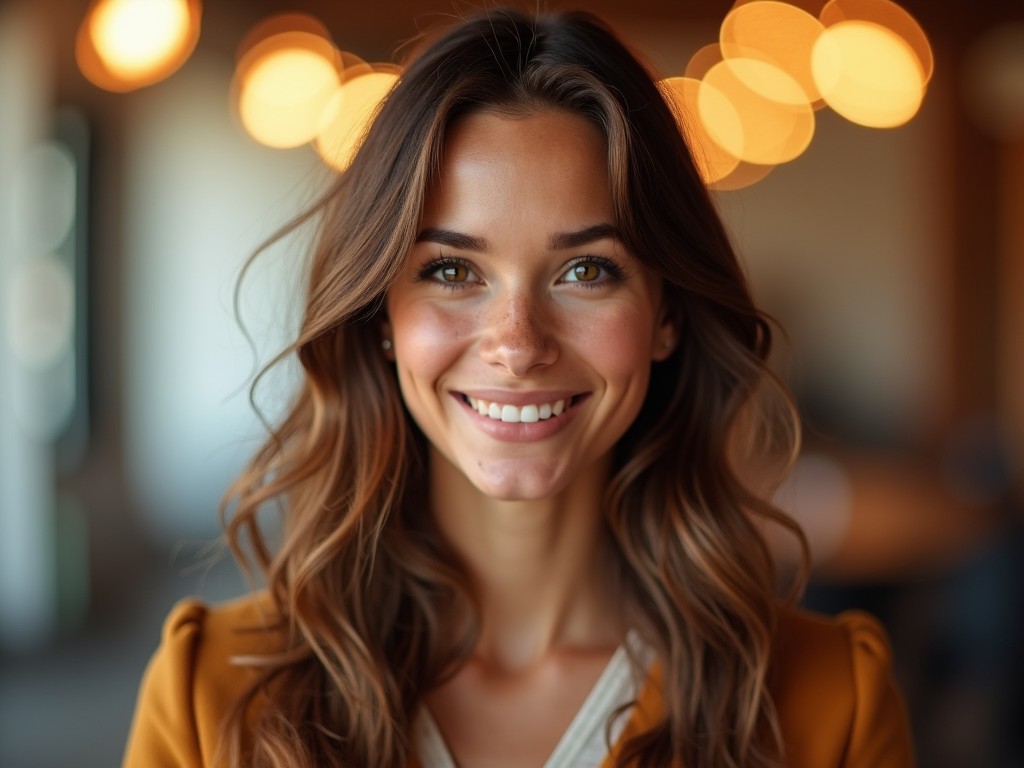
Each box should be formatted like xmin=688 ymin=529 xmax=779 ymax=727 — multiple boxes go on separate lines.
xmin=121 ymin=50 xmax=308 ymax=542
xmin=0 ymin=2 xmax=61 ymax=649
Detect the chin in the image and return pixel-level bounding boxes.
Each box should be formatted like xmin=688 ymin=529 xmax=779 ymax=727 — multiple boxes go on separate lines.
xmin=472 ymin=480 xmax=561 ymax=503
xmin=468 ymin=465 xmax=568 ymax=502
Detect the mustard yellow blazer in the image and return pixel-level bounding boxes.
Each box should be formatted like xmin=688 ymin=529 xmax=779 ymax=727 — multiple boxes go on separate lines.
xmin=123 ymin=595 xmax=915 ymax=767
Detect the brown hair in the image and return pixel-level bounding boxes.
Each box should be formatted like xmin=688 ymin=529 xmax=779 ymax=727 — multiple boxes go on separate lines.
xmin=222 ymin=7 xmax=806 ymax=767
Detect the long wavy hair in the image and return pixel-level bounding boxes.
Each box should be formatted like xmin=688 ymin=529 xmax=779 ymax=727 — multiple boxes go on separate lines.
xmin=221 ymin=7 xmax=807 ymax=767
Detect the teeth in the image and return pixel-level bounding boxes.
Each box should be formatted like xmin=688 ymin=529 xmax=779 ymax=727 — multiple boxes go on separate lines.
xmin=466 ymin=396 xmax=568 ymax=423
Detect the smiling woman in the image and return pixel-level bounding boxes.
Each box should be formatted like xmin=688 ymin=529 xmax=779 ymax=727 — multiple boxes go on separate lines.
xmin=386 ymin=109 xmax=671 ymax=502
xmin=123 ymin=7 xmax=914 ymax=768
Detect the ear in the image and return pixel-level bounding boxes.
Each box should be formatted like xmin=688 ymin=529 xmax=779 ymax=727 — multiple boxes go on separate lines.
xmin=650 ymin=302 xmax=680 ymax=362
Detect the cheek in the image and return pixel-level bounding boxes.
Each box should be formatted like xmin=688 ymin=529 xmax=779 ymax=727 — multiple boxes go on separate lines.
xmin=390 ymin=302 xmax=475 ymax=383
xmin=565 ymin=303 xmax=658 ymax=379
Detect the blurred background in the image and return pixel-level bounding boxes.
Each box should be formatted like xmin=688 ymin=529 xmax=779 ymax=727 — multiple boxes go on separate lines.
xmin=0 ymin=0 xmax=1022 ymax=765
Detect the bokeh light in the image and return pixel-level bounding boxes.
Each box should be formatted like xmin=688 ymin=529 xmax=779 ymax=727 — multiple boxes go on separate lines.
xmin=813 ymin=20 xmax=926 ymax=128
xmin=232 ymin=14 xmax=401 ymax=168
xmin=662 ymin=76 xmax=742 ymax=185
xmin=669 ymin=0 xmax=934 ymax=188
xmin=703 ymin=58 xmax=815 ymax=164
xmin=820 ymin=0 xmax=933 ymax=84
xmin=76 ymin=0 xmax=201 ymax=92
xmin=235 ymin=31 xmax=341 ymax=149
xmin=711 ymin=160 xmax=777 ymax=191
xmin=684 ymin=43 xmax=724 ymax=80
xmin=315 ymin=70 xmax=399 ymax=172
xmin=338 ymin=50 xmax=374 ymax=82
xmin=733 ymin=0 xmax=828 ymax=15
xmin=720 ymin=1 xmax=827 ymax=106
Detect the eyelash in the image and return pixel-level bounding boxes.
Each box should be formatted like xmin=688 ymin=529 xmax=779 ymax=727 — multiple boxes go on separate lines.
xmin=417 ymin=254 xmax=626 ymax=289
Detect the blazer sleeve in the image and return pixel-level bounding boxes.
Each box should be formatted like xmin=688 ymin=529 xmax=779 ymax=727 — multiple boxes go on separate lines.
xmin=839 ymin=611 xmax=916 ymax=768
xmin=122 ymin=599 xmax=208 ymax=768
xmin=773 ymin=607 xmax=915 ymax=767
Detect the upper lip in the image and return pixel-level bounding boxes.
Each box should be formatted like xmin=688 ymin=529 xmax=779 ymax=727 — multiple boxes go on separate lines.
xmin=455 ymin=389 xmax=584 ymax=406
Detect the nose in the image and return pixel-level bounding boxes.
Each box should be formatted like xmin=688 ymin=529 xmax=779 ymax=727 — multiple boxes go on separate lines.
xmin=479 ymin=288 xmax=558 ymax=376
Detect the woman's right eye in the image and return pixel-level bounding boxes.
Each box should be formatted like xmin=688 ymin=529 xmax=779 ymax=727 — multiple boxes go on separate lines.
xmin=419 ymin=258 xmax=478 ymax=288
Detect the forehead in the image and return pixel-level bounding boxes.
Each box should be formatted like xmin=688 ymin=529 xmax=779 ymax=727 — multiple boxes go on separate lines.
xmin=442 ymin=106 xmax=607 ymax=171
xmin=423 ymin=108 xmax=612 ymax=225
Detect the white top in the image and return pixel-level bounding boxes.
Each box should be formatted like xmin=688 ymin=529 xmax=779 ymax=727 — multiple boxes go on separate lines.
xmin=412 ymin=632 xmax=652 ymax=768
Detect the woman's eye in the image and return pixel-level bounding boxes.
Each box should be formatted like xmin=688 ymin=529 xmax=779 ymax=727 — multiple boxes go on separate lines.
xmin=562 ymin=258 xmax=622 ymax=285
xmin=566 ymin=262 xmax=603 ymax=282
xmin=437 ymin=264 xmax=471 ymax=283
xmin=420 ymin=258 xmax=477 ymax=286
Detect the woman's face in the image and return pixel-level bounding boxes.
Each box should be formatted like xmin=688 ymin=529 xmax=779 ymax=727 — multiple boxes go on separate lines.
xmin=385 ymin=108 xmax=674 ymax=501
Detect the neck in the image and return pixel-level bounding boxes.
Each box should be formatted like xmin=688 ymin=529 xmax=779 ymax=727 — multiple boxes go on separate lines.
xmin=429 ymin=448 xmax=622 ymax=672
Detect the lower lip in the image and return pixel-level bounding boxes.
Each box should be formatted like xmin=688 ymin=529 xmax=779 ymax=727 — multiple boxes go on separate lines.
xmin=455 ymin=395 xmax=582 ymax=442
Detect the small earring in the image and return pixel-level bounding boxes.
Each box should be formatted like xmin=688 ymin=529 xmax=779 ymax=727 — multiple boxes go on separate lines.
xmin=381 ymin=339 xmax=393 ymax=351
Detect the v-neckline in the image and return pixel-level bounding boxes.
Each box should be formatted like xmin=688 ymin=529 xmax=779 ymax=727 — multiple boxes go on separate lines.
xmin=413 ymin=631 xmax=651 ymax=768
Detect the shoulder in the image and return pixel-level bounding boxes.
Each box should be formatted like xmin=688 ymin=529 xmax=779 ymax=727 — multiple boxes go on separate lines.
xmin=155 ymin=592 xmax=284 ymax=703
xmin=123 ymin=593 xmax=284 ymax=767
xmin=773 ymin=605 xmax=892 ymax=683
xmin=771 ymin=606 xmax=915 ymax=768
xmin=163 ymin=591 xmax=283 ymax=661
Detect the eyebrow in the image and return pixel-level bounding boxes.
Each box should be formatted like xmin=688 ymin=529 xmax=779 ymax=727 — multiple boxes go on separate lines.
xmin=415 ymin=228 xmax=488 ymax=251
xmin=415 ymin=223 xmax=621 ymax=252
xmin=548 ymin=223 xmax=621 ymax=250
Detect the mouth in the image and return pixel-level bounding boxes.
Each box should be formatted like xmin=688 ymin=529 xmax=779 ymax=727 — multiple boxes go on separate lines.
xmin=459 ymin=393 xmax=587 ymax=423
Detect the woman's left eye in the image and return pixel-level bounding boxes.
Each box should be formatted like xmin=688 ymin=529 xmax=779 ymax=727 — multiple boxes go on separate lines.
xmin=435 ymin=263 xmax=472 ymax=283
xmin=560 ymin=257 xmax=621 ymax=285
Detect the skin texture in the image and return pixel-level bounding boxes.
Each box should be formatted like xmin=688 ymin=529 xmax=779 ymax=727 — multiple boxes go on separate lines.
xmin=383 ymin=108 xmax=676 ymax=767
